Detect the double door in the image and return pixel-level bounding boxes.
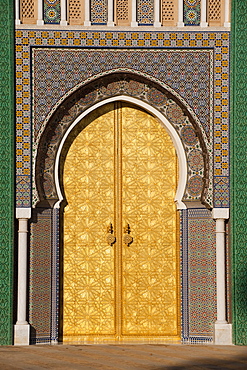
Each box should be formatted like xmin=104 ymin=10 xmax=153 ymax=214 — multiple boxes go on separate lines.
xmin=63 ymin=102 xmax=180 ymax=342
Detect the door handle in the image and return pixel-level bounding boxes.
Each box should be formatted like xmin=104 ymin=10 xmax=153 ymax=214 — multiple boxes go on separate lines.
xmin=123 ymin=223 xmax=133 ymax=246
xmin=106 ymin=223 xmax=116 ymax=246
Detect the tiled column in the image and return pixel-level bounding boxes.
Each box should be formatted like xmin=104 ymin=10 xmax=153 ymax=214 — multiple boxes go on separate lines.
xmin=212 ymin=208 xmax=232 ymax=345
xmin=107 ymin=0 xmax=115 ymax=26
xmin=15 ymin=0 xmax=21 ymax=25
xmin=14 ymin=208 xmax=31 ymax=345
xmin=200 ymin=0 xmax=208 ymax=27
xmin=131 ymin=0 xmax=138 ymax=27
xmin=224 ymin=0 xmax=231 ymax=27
xmin=154 ymin=0 xmax=161 ymax=27
xmin=60 ymin=0 xmax=68 ymax=25
xmin=177 ymin=0 xmax=184 ymax=27
xmin=84 ymin=0 xmax=91 ymax=26
xmin=37 ymin=0 xmax=44 ymax=25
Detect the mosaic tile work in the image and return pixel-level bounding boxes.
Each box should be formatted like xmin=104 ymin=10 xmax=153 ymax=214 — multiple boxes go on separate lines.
xmin=51 ymin=208 xmax=59 ymax=343
xmin=231 ymin=0 xmax=247 ymax=345
xmin=181 ymin=208 xmax=216 ymax=343
xmin=214 ymin=176 xmax=229 ymax=207
xmin=137 ymin=0 xmax=154 ymax=25
xmin=0 ymin=0 xmax=14 ymax=345
xmin=32 ymin=49 xmax=212 ymax=140
xmin=44 ymin=0 xmax=61 ymax=24
xmin=15 ymin=30 xmax=230 ymax=209
xmin=91 ymin=0 xmax=107 ymax=24
xmin=29 ymin=208 xmax=52 ymax=343
xmin=184 ymin=0 xmax=200 ymax=26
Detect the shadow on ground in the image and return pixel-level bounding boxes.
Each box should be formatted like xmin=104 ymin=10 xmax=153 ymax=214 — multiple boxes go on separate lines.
xmin=154 ymin=355 xmax=247 ymax=369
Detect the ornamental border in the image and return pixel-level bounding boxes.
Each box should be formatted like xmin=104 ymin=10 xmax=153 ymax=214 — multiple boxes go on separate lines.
xmin=15 ymin=29 xmax=230 ymax=209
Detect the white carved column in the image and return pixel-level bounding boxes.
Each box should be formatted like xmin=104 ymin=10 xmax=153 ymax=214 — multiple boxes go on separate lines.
xmin=60 ymin=0 xmax=68 ymax=25
xmin=14 ymin=208 xmax=31 ymax=345
xmin=212 ymin=208 xmax=232 ymax=345
xmin=154 ymin=0 xmax=161 ymax=27
xmin=200 ymin=0 xmax=208 ymax=27
xmin=177 ymin=0 xmax=184 ymax=27
xmin=37 ymin=0 xmax=44 ymax=25
xmin=224 ymin=0 xmax=231 ymax=27
xmin=131 ymin=0 xmax=138 ymax=27
xmin=107 ymin=0 xmax=115 ymax=26
xmin=16 ymin=0 xmax=21 ymax=25
xmin=84 ymin=0 xmax=91 ymax=26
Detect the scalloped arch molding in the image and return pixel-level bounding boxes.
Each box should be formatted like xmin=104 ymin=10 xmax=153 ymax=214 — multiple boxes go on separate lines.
xmin=35 ymin=73 xmax=210 ymax=209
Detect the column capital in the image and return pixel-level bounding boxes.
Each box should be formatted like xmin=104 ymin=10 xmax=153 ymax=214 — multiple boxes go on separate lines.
xmin=16 ymin=208 xmax=32 ymax=219
xmin=212 ymin=208 xmax=229 ymax=220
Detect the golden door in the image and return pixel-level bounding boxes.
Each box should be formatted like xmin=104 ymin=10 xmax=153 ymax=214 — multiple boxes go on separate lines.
xmin=63 ymin=102 xmax=180 ymax=343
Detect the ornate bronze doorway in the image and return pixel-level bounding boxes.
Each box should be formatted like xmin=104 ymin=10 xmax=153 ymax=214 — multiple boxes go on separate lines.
xmin=62 ymin=102 xmax=180 ymax=343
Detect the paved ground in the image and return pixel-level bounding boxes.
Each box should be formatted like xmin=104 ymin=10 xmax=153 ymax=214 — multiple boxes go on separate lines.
xmin=0 ymin=344 xmax=247 ymax=369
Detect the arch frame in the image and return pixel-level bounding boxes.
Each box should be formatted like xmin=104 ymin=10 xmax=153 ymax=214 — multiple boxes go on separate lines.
xmin=54 ymin=96 xmax=187 ymax=210
xmin=34 ymin=72 xmax=211 ymax=208
xmin=29 ymin=71 xmax=214 ymax=344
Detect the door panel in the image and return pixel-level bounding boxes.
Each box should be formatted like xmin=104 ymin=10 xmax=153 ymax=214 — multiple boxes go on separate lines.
xmin=63 ymin=102 xmax=179 ymax=343
xmin=63 ymin=104 xmax=116 ymax=340
xmin=121 ymin=104 xmax=178 ymax=337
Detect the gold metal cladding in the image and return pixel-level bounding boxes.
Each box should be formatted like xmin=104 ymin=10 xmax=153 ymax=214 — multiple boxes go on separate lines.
xmin=63 ymin=102 xmax=180 ymax=343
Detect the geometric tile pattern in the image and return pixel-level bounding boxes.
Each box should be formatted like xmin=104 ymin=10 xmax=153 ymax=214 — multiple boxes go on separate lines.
xmin=231 ymin=0 xmax=247 ymax=345
xmin=181 ymin=208 xmax=216 ymax=343
xmin=91 ymin=0 xmax=107 ymax=24
xmin=44 ymin=0 xmax=61 ymax=24
xmin=32 ymin=49 xmax=212 ymax=141
xmin=29 ymin=208 xmax=52 ymax=343
xmin=214 ymin=176 xmax=229 ymax=207
xmin=0 ymin=0 xmax=14 ymax=346
xmin=15 ymin=30 xmax=230 ymax=209
xmin=184 ymin=0 xmax=200 ymax=26
xmin=137 ymin=0 xmax=154 ymax=25
xmin=51 ymin=208 xmax=59 ymax=343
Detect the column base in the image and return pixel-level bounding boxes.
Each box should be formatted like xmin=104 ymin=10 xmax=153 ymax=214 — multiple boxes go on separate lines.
xmin=131 ymin=21 xmax=138 ymax=27
xmin=14 ymin=324 xmax=30 ymax=345
xmin=200 ymin=21 xmax=208 ymax=27
xmin=177 ymin=21 xmax=184 ymax=27
xmin=60 ymin=20 xmax=68 ymax=26
xmin=84 ymin=21 xmax=91 ymax=26
xmin=214 ymin=323 xmax=232 ymax=345
xmin=153 ymin=22 xmax=161 ymax=27
xmin=107 ymin=21 xmax=115 ymax=27
xmin=37 ymin=20 xmax=44 ymax=25
xmin=224 ymin=22 xmax=231 ymax=28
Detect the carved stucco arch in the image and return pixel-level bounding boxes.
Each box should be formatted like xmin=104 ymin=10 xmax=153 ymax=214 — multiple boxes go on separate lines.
xmin=55 ymin=96 xmax=187 ymax=210
xmin=34 ymin=72 xmax=211 ymax=209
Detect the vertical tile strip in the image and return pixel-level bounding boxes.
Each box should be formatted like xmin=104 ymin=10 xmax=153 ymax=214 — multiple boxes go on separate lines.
xmin=0 ymin=0 xmax=14 ymax=345
xmin=181 ymin=209 xmax=189 ymax=342
xmin=51 ymin=208 xmax=59 ymax=342
xmin=44 ymin=0 xmax=61 ymax=24
xmin=231 ymin=1 xmax=247 ymax=345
